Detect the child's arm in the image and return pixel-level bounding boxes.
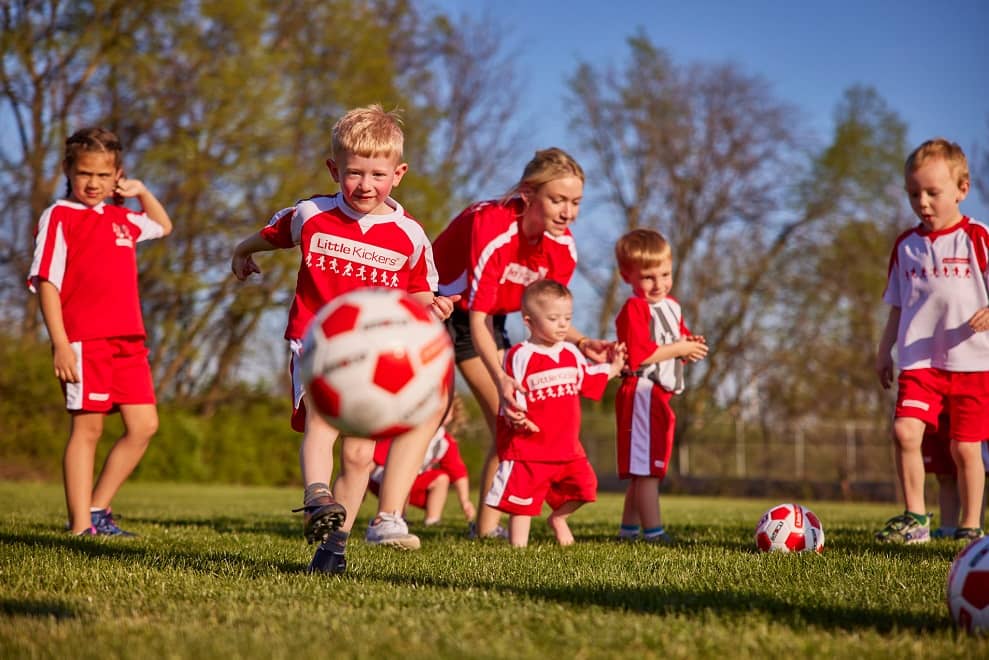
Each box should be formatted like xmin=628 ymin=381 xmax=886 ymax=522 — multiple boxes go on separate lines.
xmin=638 ymin=336 xmax=708 ymax=366
xmin=115 ymin=177 xmax=172 ymax=236
xmin=451 ymin=476 xmax=475 ymax=521
xmin=409 ymin=292 xmax=460 ymax=321
xmin=37 ymin=281 xmax=78 ymax=383
xmin=876 ymin=306 xmax=900 ymax=389
xmin=969 ymin=306 xmax=989 ymax=333
xmin=230 ymin=233 xmax=278 ymax=281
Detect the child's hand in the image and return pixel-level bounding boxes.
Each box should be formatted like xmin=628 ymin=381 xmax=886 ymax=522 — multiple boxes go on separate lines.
xmin=580 ymin=337 xmax=611 ymax=363
xmin=51 ymin=342 xmax=79 ymax=383
xmin=678 ymin=337 xmax=708 ymax=362
xmin=875 ymin=351 xmax=894 ymax=389
xmin=499 ymin=373 xmax=539 ymax=433
xmin=231 ymin=253 xmax=261 ymax=281
xmin=113 ymin=177 xmax=146 ymax=199
xmin=430 ymin=294 xmax=459 ymax=321
xmin=462 ymin=499 xmax=476 ymax=521
xmin=969 ymin=306 xmax=989 ymax=332
xmin=608 ymin=342 xmax=627 ymax=377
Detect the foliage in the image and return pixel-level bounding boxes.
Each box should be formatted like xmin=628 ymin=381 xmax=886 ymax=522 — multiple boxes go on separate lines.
xmin=1 ymin=482 xmax=983 ymax=658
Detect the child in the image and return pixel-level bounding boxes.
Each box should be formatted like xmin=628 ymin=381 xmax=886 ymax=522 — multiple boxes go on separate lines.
xmin=485 ymin=280 xmax=624 ymax=547
xmin=368 ymin=395 xmax=476 ymax=526
xmin=230 ymin=105 xmax=456 ymax=574
xmin=875 ymin=137 xmax=989 ymax=544
xmin=28 ymin=127 xmax=173 ymax=536
xmin=613 ymin=229 xmax=708 ymax=543
xmin=922 ymin=416 xmax=989 ymax=538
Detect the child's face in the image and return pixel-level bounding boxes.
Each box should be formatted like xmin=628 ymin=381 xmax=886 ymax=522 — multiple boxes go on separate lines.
xmin=520 ymin=176 xmax=583 ymax=239
xmin=523 ymin=295 xmax=573 ymax=345
xmin=905 ymin=157 xmax=969 ymax=232
xmin=623 ymin=259 xmax=673 ymax=303
xmin=64 ymin=151 xmax=121 ymax=208
xmin=327 ymin=151 xmax=408 ymax=216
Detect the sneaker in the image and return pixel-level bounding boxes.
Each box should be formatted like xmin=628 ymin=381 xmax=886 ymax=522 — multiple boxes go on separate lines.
xmin=307 ymin=544 xmax=347 ymax=575
xmin=365 ymin=512 xmax=421 ymax=550
xmin=954 ymin=527 xmax=985 ymax=542
xmin=71 ymin=526 xmax=98 ymax=536
xmin=467 ymin=522 xmax=509 ymax=540
xmin=643 ymin=530 xmax=674 ymax=545
xmin=932 ymin=527 xmax=956 ymax=539
xmin=294 ymin=494 xmax=346 ymax=545
xmin=875 ymin=512 xmax=931 ymax=544
xmin=90 ymin=508 xmax=137 ymax=537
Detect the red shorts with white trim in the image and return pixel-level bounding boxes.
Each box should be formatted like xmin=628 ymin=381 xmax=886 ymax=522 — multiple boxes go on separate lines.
xmin=615 ymin=377 xmax=675 ymax=479
xmin=921 ymin=414 xmax=954 ymax=475
xmin=485 ymin=457 xmax=597 ymax=516
xmin=895 ymin=368 xmax=989 ymax=443
xmin=64 ymin=336 xmax=155 ymax=412
xmin=368 ymin=468 xmax=448 ymax=510
xmin=289 ymin=339 xmax=308 ymax=432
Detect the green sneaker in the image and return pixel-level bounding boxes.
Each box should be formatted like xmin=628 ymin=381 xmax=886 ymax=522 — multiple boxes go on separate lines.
xmin=875 ymin=512 xmax=931 ymax=544
xmin=953 ymin=527 xmax=985 ymax=543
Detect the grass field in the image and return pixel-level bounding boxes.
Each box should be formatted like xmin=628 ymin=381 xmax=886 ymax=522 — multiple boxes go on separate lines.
xmin=0 ymin=481 xmax=985 ymax=659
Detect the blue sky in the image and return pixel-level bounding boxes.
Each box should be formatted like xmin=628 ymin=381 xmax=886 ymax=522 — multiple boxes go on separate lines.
xmin=434 ymin=0 xmax=989 ymax=220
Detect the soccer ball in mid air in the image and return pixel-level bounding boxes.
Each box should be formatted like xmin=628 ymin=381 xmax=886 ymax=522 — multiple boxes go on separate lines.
xmin=301 ymin=288 xmax=454 ymax=439
xmin=754 ymin=503 xmax=825 ymax=553
xmin=946 ymin=536 xmax=989 ymax=634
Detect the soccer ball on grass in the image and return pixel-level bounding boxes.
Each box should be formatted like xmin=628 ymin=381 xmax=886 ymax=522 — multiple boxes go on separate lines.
xmin=754 ymin=503 xmax=825 ymax=553
xmin=301 ymin=288 xmax=454 ymax=439
xmin=946 ymin=535 xmax=989 ymax=634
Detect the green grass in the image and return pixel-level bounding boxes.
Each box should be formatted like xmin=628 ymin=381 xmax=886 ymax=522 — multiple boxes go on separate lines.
xmin=0 ymin=482 xmax=985 ymax=659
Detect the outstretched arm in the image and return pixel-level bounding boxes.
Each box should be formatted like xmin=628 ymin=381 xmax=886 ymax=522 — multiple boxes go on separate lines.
xmin=231 ymin=233 xmax=278 ymax=280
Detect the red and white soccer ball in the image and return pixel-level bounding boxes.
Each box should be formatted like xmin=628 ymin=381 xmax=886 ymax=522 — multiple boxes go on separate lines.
xmin=754 ymin=503 xmax=825 ymax=553
xmin=946 ymin=536 xmax=989 ymax=634
xmin=301 ymin=288 xmax=454 ymax=439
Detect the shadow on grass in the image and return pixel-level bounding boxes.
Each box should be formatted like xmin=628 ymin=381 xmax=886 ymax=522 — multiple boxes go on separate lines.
xmin=0 ymin=598 xmax=78 ymax=620
xmin=129 ymin=515 xmax=300 ymax=539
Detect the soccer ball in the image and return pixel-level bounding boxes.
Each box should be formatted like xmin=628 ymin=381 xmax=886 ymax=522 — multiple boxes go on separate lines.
xmin=754 ymin=503 xmax=825 ymax=553
xmin=946 ymin=536 xmax=989 ymax=634
xmin=301 ymin=288 xmax=454 ymax=439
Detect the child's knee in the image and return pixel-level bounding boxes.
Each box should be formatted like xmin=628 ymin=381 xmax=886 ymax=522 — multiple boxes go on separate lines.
xmin=341 ymin=440 xmax=374 ymax=474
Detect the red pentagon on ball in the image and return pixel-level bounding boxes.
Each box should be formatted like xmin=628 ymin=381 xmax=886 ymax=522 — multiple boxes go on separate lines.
xmin=320 ymin=303 xmax=361 ymax=337
xmin=373 ymin=348 xmax=415 ymax=394
xmin=963 ymin=571 xmax=989 ymax=610
xmin=308 ymin=376 xmax=341 ymax=418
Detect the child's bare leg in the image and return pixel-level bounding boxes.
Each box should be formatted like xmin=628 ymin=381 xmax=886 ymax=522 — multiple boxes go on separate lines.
xmin=621 ymin=481 xmax=639 ymax=526
xmin=633 ymin=477 xmax=662 ymax=530
xmin=458 ymin=356 xmax=502 ymax=535
xmin=378 ymin=409 xmax=443 ymax=517
xmin=547 ymin=500 xmax=584 ymax=546
xmin=424 ymin=473 xmax=451 ymax=524
xmin=951 ymin=440 xmax=986 ymax=529
xmin=90 ymin=403 xmax=157 ymax=510
xmin=935 ymin=473 xmax=960 ymax=532
xmin=509 ymin=514 xmax=531 ymax=547
xmin=893 ymin=417 xmax=926 ymax=514
xmin=333 ymin=437 xmax=374 ymax=532
xmin=299 ymin=407 xmax=339 ymax=486
xmin=63 ymin=412 xmax=104 ymax=533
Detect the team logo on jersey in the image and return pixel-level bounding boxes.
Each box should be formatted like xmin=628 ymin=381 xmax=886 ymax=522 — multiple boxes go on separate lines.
xmin=525 ymin=366 xmax=578 ymax=401
xmin=309 ymin=233 xmax=408 ymax=270
xmin=112 ymin=223 xmax=134 ymax=247
xmin=500 ymin=263 xmax=547 ymax=287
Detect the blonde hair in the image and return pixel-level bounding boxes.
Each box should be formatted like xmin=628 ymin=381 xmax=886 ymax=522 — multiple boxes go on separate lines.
xmin=521 ymin=279 xmax=572 ymax=316
xmin=332 ymin=104 xmax=404 ymax=161
xmin=905 ymin=138 xmax=969 ymax=189
xmin=615 ymin=229 xmax=672 ymax=273
xmin=503 ymin=147 xmax=584 ymax=201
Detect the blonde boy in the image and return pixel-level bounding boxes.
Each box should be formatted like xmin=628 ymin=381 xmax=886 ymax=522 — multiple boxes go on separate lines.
xmin=876 ymin=138 xmax=989 ymax=543
xmin=614 ymin=229 xmax=707 ymax=543
xmin=231 ymin=105 xmax=456 ymax=573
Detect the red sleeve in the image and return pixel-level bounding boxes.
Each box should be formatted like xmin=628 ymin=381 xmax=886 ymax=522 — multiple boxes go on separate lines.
xmin=469 ymin=206 xmax=509 ymax=313
xmin=437 ymin=434 xmax=468 ymax=481
xmin=258 ymin=207 xmax=296 ymax=249
xmin=616 ymin=297 xmax=659 ymax=371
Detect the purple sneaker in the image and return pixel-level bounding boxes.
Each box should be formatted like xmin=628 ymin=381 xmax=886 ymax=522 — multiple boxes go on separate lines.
xmin=91 ymin=508 xmax=137 ymax=537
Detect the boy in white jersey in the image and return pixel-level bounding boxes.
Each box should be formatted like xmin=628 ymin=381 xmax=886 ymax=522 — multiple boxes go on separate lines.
xmin=231 ymin=105 xmax=456 ymax=573
xmin=486 ymin=280 xmax=624 ymax=547
xmin=876 ymin=138 xmax=989 ymax=544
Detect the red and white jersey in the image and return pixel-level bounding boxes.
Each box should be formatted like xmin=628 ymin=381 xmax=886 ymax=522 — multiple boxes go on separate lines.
xmin=371 ymin=428 xmax=468 ymax=482
xmin=28 ymin=200 xmax=166 ymax=341
xmin=433 ymin=199 xmax=577 ymax=315
xmin=260 ymin=193 xmax=436 ymax=339
xmin=883 ymin=217 xmax=989 ymax=371
xmin=497 ymin=340 xmax=612 ymax=462
xmin=616 ymin=295 xmax=690 ymax=394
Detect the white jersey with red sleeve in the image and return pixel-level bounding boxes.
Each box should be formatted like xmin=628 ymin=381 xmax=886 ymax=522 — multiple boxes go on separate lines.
xmin=433 ymin=199 xmax=577 ymax=315
xmin=883 ymin=216 xmax=989 ymax=371
xmin=615 ymin=295 xmax=690 ymax=393
xmin=27 ymin=200 xmax=166 ymax=341
xmin=259 ymin=193 xmax=437 ymax=339
xmin=497 ymin=340 xmax=612 ymax=462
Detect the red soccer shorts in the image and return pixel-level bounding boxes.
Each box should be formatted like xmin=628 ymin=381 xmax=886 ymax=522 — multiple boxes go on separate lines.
xmin=896 ymin=368 xmax=989 ymax=443
xmin=64 ymin=336 xmax=155 ymax=412
xmin=615 ymin=377 xmax=675 ymax=479
xmin=922 ymin=414 xmax=954 ymax=475
xmin=368 ymin=468 xmax=446 ymax=510
xmin=485 ymin=457 xmax=597 ymax=516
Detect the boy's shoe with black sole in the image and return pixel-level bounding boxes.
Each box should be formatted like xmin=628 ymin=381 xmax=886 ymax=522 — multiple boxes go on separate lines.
xmin=307 ymin=544 xmax=347 ymax=575
xmin=954 ymin=527 xmax=985 ymax=543
xmin=294 ymin=495 xmax=347 ymax=545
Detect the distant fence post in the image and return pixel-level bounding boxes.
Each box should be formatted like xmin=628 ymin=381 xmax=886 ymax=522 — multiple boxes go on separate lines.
xmin=795 ymin=423 xmax=804 ymax=479
xmin=736 ymin=416 xmax=746 ymax=478
xmin=679 ymin=442 xmax=689 ymax=476
xmin=846 ymin=422 xmax=856 ymax=481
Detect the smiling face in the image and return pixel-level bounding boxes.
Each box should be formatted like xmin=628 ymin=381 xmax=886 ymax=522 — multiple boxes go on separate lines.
xmin=327 ymin=151 xmax=408 ymax=216
xmin=523 ymin=293 xmax=573 ymax=346
xmin=519 ymin=175 xmax=583 ymax=240
xmin=64 ymin=151 xmax=120 ymax=208
xmin=623 ymin=258 xmax=674 ymax=304
xmin=905 ymin=157 xmax=969 ymax=232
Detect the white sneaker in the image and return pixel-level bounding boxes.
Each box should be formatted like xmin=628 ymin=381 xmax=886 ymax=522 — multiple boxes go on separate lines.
xmin=365 ymin=512 xmax=421 ymax=550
